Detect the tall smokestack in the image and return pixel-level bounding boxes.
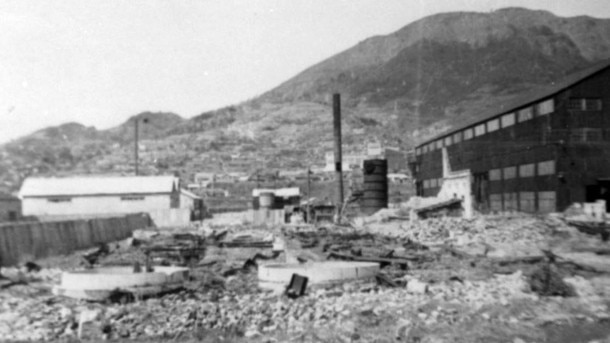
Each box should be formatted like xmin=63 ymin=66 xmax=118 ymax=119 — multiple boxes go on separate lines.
xmin=333 ymin=93 xmax=344 ymax=220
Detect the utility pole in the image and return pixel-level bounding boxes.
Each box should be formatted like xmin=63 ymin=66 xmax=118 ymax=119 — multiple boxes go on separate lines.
xmin=134 ymin=119 xmax=139 ymax=176
xmin=307 ymin=167 xmax=312 ymax=223
xmin=134 ymin=117 xmax=149 ymax=176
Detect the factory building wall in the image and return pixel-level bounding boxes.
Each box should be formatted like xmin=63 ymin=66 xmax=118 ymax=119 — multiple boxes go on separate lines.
xmin=413 ymin=66 xmax=610 ymax=213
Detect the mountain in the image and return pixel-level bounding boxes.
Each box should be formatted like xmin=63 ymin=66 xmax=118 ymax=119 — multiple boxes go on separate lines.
xmin=261 ymin=8 xmax=610 ymax=130
xmin=2 ymin=7 xmax=610 ymax=192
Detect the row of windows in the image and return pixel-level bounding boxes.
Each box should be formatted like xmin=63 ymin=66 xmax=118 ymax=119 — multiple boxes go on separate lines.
xmin=416 ymin=98 xmax=555 ymax=156
xmin=489 ymin=191 xmax=556 ymax=213
xmin=47 ymin=196 xmax=146 ymax=203
xmin=422 ymin=178 xmax=444 ymax=189
xmin=48 ymin=197 xmax=71 ymax=203
xmin=416 ymin=97 xmax=604 ymax=156
xmin=488 ymin=160 xmax=555 ymax=181
xmin=568 ymin=98 xmax=602 ymax=111
xmin=121 ymin=196 xmax=145 ymax=201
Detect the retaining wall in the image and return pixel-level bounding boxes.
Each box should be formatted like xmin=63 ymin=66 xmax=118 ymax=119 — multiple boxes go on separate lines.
xmin=0 ymin=213 xmax=150 ymax=267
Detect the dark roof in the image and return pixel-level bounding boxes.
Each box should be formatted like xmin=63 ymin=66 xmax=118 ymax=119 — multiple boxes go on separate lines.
xmin=417 ymin=59 xmax=610 ymax=148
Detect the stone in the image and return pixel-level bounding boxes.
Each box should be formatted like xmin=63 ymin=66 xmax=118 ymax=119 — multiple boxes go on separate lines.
xmin=407 ymin=279 xmax=428 ymax=294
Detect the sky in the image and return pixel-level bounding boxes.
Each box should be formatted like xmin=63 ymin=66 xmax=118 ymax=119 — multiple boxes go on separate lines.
xmin=1 ymin=0 xmax=610 ymax=143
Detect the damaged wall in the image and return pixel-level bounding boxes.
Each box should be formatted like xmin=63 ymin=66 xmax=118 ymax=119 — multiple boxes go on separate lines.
xmin=0 ymin=213 xmax=150 ymax=266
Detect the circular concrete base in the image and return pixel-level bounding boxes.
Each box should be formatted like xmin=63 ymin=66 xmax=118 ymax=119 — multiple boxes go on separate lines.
xmin=258 ymin=261 xmax=379 ymax=292
xmin=53 ymin=266 xmax=189 ymax=300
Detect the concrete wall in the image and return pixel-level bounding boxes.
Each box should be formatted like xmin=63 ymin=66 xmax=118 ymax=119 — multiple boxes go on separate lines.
xmin=179 ymin=192 xmax=195 ymax=210
xmin=149 ymin=208 xmax=192 ymax=228
xmin=22 ymin=194 xmax=171 ymax=216
xmin=0 ymin=213 xmax=150 ymax=267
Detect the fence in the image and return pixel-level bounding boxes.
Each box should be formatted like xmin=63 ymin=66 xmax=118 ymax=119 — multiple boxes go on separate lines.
xmin=0 ymin=213 xmax=150 ymax=267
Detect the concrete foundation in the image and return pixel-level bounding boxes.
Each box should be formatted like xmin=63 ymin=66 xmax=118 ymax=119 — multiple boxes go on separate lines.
xmin=53 ymin=266 xmax=189 ymax=300
xmin=258 ymin=261 xmax=379 ymax=292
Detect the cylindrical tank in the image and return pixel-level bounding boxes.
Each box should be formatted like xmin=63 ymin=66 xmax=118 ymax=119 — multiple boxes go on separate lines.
xmin=259 ymin=192 xmax=276 ymax=209
xmin=362 ymin=159 xmax=388 ymax=215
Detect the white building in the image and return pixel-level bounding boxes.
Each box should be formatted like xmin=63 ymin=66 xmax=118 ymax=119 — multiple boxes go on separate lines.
xmin=19 ymin=175 xmax=200 ymax=218
xmin=324 ymin=151 xmax=367 ymax=172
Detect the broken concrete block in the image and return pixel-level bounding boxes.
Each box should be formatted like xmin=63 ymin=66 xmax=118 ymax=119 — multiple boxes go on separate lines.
xmin=407 ymin=279 xmax=428 ymax=294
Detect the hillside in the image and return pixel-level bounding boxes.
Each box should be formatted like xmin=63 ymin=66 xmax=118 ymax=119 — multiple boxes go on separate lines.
xmin=2 ymin=7 xmax=610 ymax=193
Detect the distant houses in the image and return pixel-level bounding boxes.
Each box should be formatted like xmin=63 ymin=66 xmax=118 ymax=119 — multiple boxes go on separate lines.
xmin=323 ymin=142 xmax=407 ymax=173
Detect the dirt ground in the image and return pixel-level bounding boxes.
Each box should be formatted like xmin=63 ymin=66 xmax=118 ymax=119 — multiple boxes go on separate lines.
xmin=1 ymin=210 xmax=610 ymax=343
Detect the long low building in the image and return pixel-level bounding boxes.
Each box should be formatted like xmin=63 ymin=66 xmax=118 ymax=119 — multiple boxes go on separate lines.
xmin=19 ymin=175 xmax=202 ymax=220
xmin=410 ymin=60 xmax=610 ymax=213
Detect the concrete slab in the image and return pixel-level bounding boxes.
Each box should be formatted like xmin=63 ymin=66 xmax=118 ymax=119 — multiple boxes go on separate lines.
xmin=258 ymin=261 xmax=379 ymax=292
xmin=53 ymin=266 xmax=189 ymax=300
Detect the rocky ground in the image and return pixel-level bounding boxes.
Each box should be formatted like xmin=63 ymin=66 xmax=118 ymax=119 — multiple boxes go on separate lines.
xmin=1 ymin=211 xmax=610 ymax=343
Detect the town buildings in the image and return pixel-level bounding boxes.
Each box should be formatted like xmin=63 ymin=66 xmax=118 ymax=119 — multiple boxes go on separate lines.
xmin=410 ymin=60 xmax=610 ymax=213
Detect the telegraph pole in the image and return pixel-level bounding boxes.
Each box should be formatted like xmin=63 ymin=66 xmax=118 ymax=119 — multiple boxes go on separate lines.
xmin=134 ymin=119 xmax=139 ymax=176
xmin=307 ymin=167 xmax=311 ymax=223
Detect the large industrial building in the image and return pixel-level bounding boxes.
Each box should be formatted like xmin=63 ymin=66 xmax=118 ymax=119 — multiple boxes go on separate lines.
xmin=410 ymin=60 xmax=610 ymax=213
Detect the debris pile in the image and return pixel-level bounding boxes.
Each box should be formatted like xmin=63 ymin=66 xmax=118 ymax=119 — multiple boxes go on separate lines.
xmin=1 ymin=211 xmax=610 ymax=341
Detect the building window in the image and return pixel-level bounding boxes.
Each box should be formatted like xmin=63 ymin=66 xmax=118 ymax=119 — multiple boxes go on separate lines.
xmin=415 ymin=148 xmax=421 ymax=156
xmin=429 ymin=143 xmax=436 ymax=152
xmin=568 ymin=98 xmax=602 ymax=111
xmin=490 ymin=194 xmax=502 ymax=211
xmin=423 ymin=180 xmax=430 ymax=189
xmin=504 ymin=193 xmax=518 ymax=211
xmin=517 ymin=107 xmax=533 ymax=122
xmin=538 ymin=160 xmax=555 ymax=176
xmin=520 ymin=192 xmax=536 ymax=212
xmin=431 ymin=179 xmax=438 ymax=188
xmin=503 ymin=166 xmax=517 ymax=179
xmin=538 ymin=191 xmax=556 ymax=212
xmin=48 ymin=197 xmax=71 ymax=203
xmin=474 ymin=124 xmax=486 ymax=137
xmin=501 ymin=113 xmax=516 ymax=128
xmin=423 ymin=145 xmax=428 ymax=153
xmin=537 ymin=99 xmax=554 ymax=116
xmin=437 ymin=178 xmax=443 ymax=187
xmin=489 ymin=169 xmax=502 ymax=181
xmin=487 ymin=118 xmax=500 ymax=133
xmin=444 ymin=136 xmax=452 ymax=146
xmin=519 ymin=163 xmax=535 ymax=178
xmin=464 ymin=128 xmax=474 ymax=140
xmin=436 ymin=140 xmax=443 ymax=149
xmin=121 ymin=196 xmax=145 ymax=201
xmin=570 ymin=128 xmax=603 ymax=142
xmin=453 ymin=132 xmax=462 ymax=143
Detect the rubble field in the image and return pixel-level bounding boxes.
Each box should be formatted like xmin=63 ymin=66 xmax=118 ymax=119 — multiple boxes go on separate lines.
xmin=1 ymin=211 xmax=610 ymax=343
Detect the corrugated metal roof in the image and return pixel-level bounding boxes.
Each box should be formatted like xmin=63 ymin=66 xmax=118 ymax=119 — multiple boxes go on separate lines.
xmin=417 ymin=59 xmax=610 ymax=147
xmin=19 ymin=175 xmax=179 ymax=198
